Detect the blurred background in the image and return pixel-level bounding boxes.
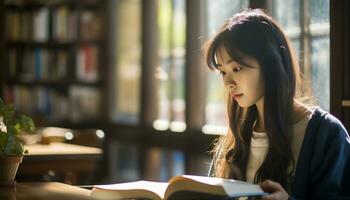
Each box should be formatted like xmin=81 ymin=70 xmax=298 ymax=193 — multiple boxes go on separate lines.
xmin=1 ymin=0 xmax=349 ymax=185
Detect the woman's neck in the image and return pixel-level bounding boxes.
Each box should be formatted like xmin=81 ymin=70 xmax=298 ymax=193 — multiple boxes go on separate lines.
xmin=292 ymin=100 xmax=313 ymax=123
xmin=253 ymin=99 xmax=312 ymax=133
xmin=254 ymin=97 xmax=265 ymax=132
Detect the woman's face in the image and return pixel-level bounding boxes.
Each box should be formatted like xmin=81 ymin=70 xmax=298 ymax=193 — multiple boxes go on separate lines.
xmin=215 ymin=46 xmax=265 ymax=108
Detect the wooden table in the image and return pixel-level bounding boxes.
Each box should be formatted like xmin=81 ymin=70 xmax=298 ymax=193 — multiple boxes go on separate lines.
xmin=17 ymin=143 xmax=103 ymax=185
xmin=0 ymin=182 xmax=95 ymax=200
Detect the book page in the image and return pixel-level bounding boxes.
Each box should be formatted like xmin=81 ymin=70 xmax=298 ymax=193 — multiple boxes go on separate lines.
xmin=94 ymin=181 xmax=168 ymax=199
xmin=220 ymin=180 xmax=266 ymax=197
xmin=169 ymin=175 xmax=266 ymax=197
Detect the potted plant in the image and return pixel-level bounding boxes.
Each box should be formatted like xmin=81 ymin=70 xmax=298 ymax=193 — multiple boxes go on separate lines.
xmin=0 ymin=98 xmax=35 ymax=185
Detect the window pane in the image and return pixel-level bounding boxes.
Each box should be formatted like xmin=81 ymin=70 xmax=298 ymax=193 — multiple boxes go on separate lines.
xmin=204 ymin=0 xmax=247 ymax=134
xmin=291 ymin=38 xmax=301 ymax=61
xmin=310 ymin=0 xmax=330 ymax=111
xmin=311 ymin=37 xmax=330 ymax=111
xmin=291 ymin=39 xmax=300 ymax=53
xmin=111 ymin=0 xmax=141 ymax=123
xmin=207 ymin=0 xmax=248 ymax=35
xmin=310 ymin=0 xmax=329 ymax=24
xmin=205 ymin=74 xmax=228 ymax=134
xmin=155 ymin=0 xmax=186 ymax=132
xmin=273 ymin=0 xmax=300 ymax=31
xmin=273 ymin=0 xmax=300 ymax=60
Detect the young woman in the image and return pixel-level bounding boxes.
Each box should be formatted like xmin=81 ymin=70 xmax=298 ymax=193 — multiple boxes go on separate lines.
xmin=203 ymin=9 xmax=350 ymax=200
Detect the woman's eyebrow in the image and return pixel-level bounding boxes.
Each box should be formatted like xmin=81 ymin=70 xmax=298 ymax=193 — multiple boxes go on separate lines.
xmin=225 ymin=59 xmax=234 ymax=64
xmin=217 ymin=59 xmax=234 ymax=67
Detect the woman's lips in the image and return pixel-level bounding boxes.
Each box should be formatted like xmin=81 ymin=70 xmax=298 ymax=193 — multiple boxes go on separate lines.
xmin=232 ymin=93 xmax=243 ymax=99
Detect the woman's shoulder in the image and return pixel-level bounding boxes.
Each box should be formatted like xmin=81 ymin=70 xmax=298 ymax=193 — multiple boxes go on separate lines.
xmin=307 ymin=106 xmax=349 ymax=141
xmin=293 ymin=101 xmax=347 ymax=133
xmin=310 ymin=107 xmax=344 ymax=127
xmin=293 ymin=106 xmax=350 ymax=199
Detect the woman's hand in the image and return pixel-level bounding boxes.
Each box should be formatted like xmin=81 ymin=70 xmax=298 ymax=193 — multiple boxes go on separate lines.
xmin=258 ymin=180 xmax=289 ymax=200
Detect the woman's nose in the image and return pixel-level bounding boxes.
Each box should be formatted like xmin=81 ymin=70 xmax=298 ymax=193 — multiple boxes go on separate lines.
xmin=225 ymin=80 xmax=237 ymax=89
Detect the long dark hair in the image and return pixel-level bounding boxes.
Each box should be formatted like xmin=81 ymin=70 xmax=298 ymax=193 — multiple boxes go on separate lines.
xmin=203 ymin=9 xmax=302 ymax=188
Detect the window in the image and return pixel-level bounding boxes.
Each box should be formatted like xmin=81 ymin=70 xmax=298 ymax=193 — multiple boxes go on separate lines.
xmin=273 ymin=0 xmax=330 ymax=110
xmin=273 ymin=0 xmax=300 ymax=54
xmin=309 ymin=0 xmax=330 ymax=111
xmin=203 ymin=0 xmax=248 ymax=135
xmin=111 ymin=0 xmax=142 ymax=123
xmin=154 ymin=0 xmax=186 ymax=132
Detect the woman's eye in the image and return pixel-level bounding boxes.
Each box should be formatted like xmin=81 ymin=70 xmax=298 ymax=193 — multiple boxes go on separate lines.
xmin=215 ymin=69 xmax=226 ymax=76
xmin=232 ymin=67 xmax=242 ymax=73
xmin=218 ymin=71 xmax=226 ymax=76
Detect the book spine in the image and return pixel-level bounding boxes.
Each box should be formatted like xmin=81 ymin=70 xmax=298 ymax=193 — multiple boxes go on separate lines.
xmin=34 ymin=48 xmax=41 ymax=80
xmin=34 ymin=8 xmax=49 ymax=42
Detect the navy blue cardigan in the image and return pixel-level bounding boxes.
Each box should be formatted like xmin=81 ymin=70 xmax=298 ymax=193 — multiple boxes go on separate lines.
xmin=208 ymin=107 xmax=350 ymax=199
xmin=291 ymin=107 xmax=350 ymax=199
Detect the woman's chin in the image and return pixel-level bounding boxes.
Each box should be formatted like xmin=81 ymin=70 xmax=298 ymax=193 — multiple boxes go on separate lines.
xmin=236 ymin=101 xmax=255 ymax=108
xmin=237 ymin=103 xmax=251 ymax=108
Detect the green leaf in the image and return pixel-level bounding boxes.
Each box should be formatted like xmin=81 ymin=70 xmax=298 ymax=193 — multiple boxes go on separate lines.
xmin=4 ymin=104 xmax=15 ymax=120
xmin=1 ymin=103 xmax=16 ymax=128
xmin=0 ymin=98 xmax=35 ymax=156
xmin=0 ymin=133 xmax=7 ymax=155
xmin=14 ymin=115 xmax=35 ymax=134
xmin=0 ymin=132 xmax=7 ymax=148
xmin=4 ymin=135 xmax=24 ymax=156
xmin=0 ymin=98 xmax=4 ymax=114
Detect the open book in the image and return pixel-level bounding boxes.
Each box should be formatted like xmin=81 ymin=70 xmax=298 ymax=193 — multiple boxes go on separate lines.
xmin=90 ymin=175 xmax=267 ymax=200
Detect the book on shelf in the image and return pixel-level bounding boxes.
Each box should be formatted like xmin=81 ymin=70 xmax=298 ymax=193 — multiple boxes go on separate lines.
xmin=3 ymin=86 xmax=69 ymax=122
xmin=6 ymin=6 xmax=77 ymax=42
xmin=143 ymin=147 xmax=185 ymax=182
xmin=8 ymin=48 xmax=18 ymax=77
xmin=6 ymin=11 xmax=21 ymax=41
xmin=80 ymin=10 xmax=101 ymax=41
xmin=54 ymin=50 xmax=69 ymax=80
xmin=52 ymin=6 xmax=77 ymax=41
xmin=33 ymin=7 xmax=49 ymax=42
xmin=76 ymin=45 xmax=99 ymax=82
xmin=11 ymin=48 xmax=68 ymax=81
xmin=90 ymin=175 xmax=267 ymax=200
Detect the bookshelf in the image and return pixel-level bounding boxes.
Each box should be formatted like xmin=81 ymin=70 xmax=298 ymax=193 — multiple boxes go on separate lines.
xmin=0 ymin=0 xmax=216 ymax=184
xmin=1 ymin=0 xmax=107 ymax=127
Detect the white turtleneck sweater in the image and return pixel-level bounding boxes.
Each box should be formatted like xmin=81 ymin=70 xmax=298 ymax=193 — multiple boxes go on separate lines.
xmin=246 ymin=114 xmax=312 ymax=183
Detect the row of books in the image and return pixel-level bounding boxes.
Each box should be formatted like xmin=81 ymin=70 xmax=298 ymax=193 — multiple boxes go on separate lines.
xmin=8 ymin=48 xmax=68 ymax=81
xmin=7 ymin=46 xmax=99 ymax=82
xmin=108 ymin=143 xmax=186 ymax=183
xmin=144 ymin=147 xmax=186 ymax=182
xmin=3 ymin=85 xmax=100 ymax=122
xmin=6 ymin=7 xmax=100 ymax=42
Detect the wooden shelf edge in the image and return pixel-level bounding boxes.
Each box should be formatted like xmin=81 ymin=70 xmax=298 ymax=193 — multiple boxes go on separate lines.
xmin=342 ymin=100 xmax=350 ymax=107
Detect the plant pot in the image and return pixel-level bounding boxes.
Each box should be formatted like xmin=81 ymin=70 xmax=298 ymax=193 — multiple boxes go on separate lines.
xmin=0 ymin=156 xmax=23 ymax=186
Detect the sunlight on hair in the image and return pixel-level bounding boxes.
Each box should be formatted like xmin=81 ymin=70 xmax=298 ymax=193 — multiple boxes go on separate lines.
xmin=202 ymin=124 xmax=227 ymax=135
xmin=64 ymin=131 xmax=74 ymax=140
xmin=96 ymin=129 xmax=105 ymax=138
xmin=170 ymin=121 xmax=186 ymax=132
xmin=153 ymin=119 xmax=170 ymax=131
